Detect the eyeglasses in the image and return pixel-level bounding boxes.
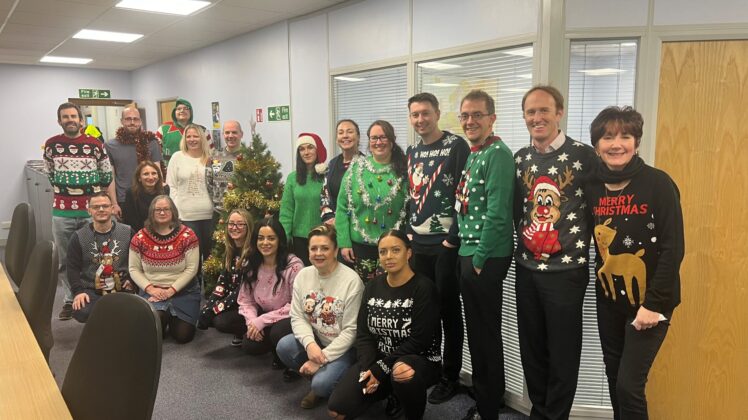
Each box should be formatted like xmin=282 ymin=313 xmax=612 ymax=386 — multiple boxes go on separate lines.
xmin=227 ymin=222 xmax=247 ymax=229
xmin=175 ymin=106 xmax=190 ymax=112
xmin=89 ymin=204 xmax=111 ymax=210
xmin=370 ymin=136 xmax=389 ymax=143
xmin=154 ymin=208 xmax=172 ymax=214
xmin=123 ymin=117 xmax=141 ymax=123
xmin=458 ymin=112 xmax=490 ymax=122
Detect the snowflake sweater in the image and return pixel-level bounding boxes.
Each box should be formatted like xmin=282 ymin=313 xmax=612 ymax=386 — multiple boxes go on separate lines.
xmin=279 ymin=172 xmax=324 ymax=239
xmin=128 ymin=225 xmax=199 ymax=292
xmin=456 ymin=136 xmax=515 ymax=269
xmin=290 ymin=263 xmax=364 ymax=362
xmin=406 ymin=131 xmax=470 ymax=252
xmin=356 ymin=273 xmax=442 ymax=383
xmin=513 ymin=136 xmax=597 ymax=272
xmin=237 ymin=255 xmax=303 ymax=331
xmin=585 ymin=164 xmax=684 ymax=316
xmin=43 ymin=133 xmax=113 ymax=217
xmin=206 ymin=148 xmax=240 ymax=209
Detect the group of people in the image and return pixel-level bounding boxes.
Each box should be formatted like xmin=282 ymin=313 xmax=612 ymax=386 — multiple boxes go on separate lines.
xmin=43 ymin=84 xmax=684 ymax=420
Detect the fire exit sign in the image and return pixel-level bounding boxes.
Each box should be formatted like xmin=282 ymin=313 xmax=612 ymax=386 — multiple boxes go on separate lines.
xmin=267 ymin=105 xmax=290 ymax=121
xmin=79 ymin=89 xmax=111 ymax=99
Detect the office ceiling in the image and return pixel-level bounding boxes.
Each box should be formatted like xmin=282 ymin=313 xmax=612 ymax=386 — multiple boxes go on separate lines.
xmin=0 ymin=0 xmax=344 ymax=70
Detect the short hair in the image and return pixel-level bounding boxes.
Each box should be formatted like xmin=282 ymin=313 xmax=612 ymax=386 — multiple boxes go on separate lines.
xmin=336 ymin=119 xmax=360 ymax=137
xmin=145 ymin=195 xmax=180 ymax=231
xmin=460 ymin=90 xmax=495 ymax=115
xmin=308 ymin=224 xmax=338 ymax=249
xmin=131 ymin=160 xmax=166 ymax=199
xmin=179 ymin=124 xmax=212 ymax=165
xmin=378 ymin=229 xmax=412 ymax=249
xmin=590 ymin=106 xmax=644 ymax=148
xmin=408 ymin=92 xmax=440 ymax=112
xmin=522 ymin=85 xmax=565 ymax=112
xmin=57 ymin=102 xmax=82 ymax=121
xmin=223 ymin=120 xmax=243 ymax=133
xmin=88 ymin=191 xmax=111 ymax=203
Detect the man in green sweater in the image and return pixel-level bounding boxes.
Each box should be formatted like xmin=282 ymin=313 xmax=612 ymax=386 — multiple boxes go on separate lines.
xmin=455 ymin=90 xmax=515 ymax=420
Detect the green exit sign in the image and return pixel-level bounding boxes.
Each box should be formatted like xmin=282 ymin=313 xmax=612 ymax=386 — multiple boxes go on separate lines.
xmin=79 ymin=89 xmax=111 ymax=99
xmin=267 ymin=105 xmax=290 ymax=121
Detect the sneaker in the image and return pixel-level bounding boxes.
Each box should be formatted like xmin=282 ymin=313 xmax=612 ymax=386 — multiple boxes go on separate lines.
xmin=428 ymin=377 xmax=459 ymax=404
xmin=300 ymin=390 xmax=319 ymax=409
xmin=385 ymin=394 xmax=403 ymax=418
xmin=283 ymin=368 xmax=301 ymax=382
xmin=58 ymin=303 xmax=73 ymax=320
xmin=230 ymin=335 xmax=243 ymax=347
xmin=461 ymin=405 xmax=481 ymax=420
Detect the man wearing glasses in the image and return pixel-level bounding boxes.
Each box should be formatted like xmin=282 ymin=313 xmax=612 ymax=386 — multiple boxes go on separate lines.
xmin=157 ymin=98 xmax=210 ymax=170
xmin=513 ymin=85 xmax=596 ymax=420
xmin=105 ymin=104 xmax=162 ymax=218
xmin=66 ymin=192 xmax=133 ymax=322
xmin=455 ymin=90 xmax=515 ymax=420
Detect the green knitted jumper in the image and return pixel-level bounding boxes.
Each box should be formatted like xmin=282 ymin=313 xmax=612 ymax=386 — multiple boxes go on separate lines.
xmin=279 ymin=171 xmax=324 ymax=239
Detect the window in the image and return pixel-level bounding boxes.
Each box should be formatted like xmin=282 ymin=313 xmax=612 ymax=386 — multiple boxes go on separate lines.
xmin=332 ymin=65 xmax=409 ymax=153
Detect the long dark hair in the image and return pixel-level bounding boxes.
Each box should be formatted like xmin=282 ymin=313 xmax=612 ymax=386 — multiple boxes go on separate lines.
xmin=295 ymin=142 xmax=325 ymax=185
xmin=367 ymin=120 xmax=407 ymax=178
xmin=244 ymin=217 xmax=291 ymax=295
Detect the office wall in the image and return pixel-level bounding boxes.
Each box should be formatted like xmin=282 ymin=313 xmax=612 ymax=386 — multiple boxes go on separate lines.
xmin=0 ymin=64 xmax=131 ymax=221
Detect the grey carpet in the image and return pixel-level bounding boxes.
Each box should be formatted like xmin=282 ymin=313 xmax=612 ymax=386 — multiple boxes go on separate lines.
xmin=49 ymin=285 xmax=528 ymax=420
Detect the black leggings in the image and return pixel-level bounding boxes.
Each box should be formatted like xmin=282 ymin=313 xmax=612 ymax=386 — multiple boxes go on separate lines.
xmin=328 ymin=355 xmax=440 ymax=420
xmin=241 ymin=317 xmax=292 ymax=363
xmin=157 ymin=310 xmax=196 ymax=344
xmin=212 ymin=309 xmax=247 ymax=336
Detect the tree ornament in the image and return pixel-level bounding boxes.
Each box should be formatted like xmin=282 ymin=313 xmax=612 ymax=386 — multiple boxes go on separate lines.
xmin=387 ymin=179 xmax=393 ymax=186
xmin=227 ymin=182 xmax=234 ymax=190
xmin=365 ymin=216 xmax=370 ymax=224
xmin=236 ymin=153 xmax=243 ymax=161
xmin=265 ymin=180 xmax=273 ymax=188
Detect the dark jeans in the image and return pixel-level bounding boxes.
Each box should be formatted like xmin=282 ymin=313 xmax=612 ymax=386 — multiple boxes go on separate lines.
xmin=597 ymin=298 xmax=670 ymax=420
xmin=242 ymin=317 xmax=292 ymax=363
xmin=328 ymin=355 xmax=440 ymax=420
xmin=459 ymin=255 xmax=511 ymax=420
xmin=516 ymin=265 xmax=588 ymax=420
xmin=413 ymin=246 xmax=463 ymax=382
xmin=291 ymin=236 xmax=310 ymax=266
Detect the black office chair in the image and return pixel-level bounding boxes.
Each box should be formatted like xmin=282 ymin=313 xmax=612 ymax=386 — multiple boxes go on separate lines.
xmin=16 ymin=240 xmax=57 ymax=361
xmin=62 ymin=293 xmax=163 ymax=420
xmin=5 ymin=202 xmax=36 ymax=288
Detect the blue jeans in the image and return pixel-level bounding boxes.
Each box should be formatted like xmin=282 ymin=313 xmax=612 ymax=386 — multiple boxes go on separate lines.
xmin=276 ymin=333 xmax=356 ymax=398
xmin=52 ymin=215 xmax=91 ymax=304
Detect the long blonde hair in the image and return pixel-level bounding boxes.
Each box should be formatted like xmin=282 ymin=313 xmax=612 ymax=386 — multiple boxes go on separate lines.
xmin=224 ymin=209 xmax=254 ymax=270
xmin=179 ymin=124 xmax=212 ymax=165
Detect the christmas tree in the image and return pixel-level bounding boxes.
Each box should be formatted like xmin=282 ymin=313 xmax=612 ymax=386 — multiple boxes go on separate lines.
xmin=202 ymin=132 xmax=284 ymax=294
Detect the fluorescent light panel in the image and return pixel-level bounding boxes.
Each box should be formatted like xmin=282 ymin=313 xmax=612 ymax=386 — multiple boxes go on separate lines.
xmin=74 ymin=29 xmax=143 ymax=43
xmin=579 ymin=68 xmax=625 ymax=76
xmin=40 ymin=56 xmax=92 ymax=64
xmin=116 ymin=0 xmax=211 ymax=16
xmin=419 ymin=62 xmax=461 ymax=70
xmin=334 ymin=76 xmax=366 ymax=82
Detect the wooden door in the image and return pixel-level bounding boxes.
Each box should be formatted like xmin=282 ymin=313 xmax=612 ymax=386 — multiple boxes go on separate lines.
xmin=651 ymin=40 xmax=748 ymax=419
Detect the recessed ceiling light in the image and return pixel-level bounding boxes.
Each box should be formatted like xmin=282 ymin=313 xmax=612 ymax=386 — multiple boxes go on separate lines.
xmin=74 ymin=29 xmax=143 ymax=43
xmin=503 ymin=47 xmax=534 ymax=57
xmin=579 ymin=68 xmax=625 ymax=76
xmin=334 ymin=76 xmax=366 ymax=82
xmin=419 ymin=62 xmax=461 ymax=70
xmin=425 ymin=82 xmax=458 ymax=87
xmin=40 ymin=56 xmax=92 ymax=64
xmin=116 ymin=0 xmax=211 ymax=16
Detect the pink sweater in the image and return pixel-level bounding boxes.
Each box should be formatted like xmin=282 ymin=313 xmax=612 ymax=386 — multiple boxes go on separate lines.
xmin=238 ymin=255 xmax=303 ymax=331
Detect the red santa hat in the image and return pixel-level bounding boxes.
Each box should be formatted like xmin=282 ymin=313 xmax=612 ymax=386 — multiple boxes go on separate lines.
xmin=296 ymin=132 xmax=327 ymax=163
xmin=101 ymin=243 xmax=111 ymax=255
xmin=529 ymin=176 xmax=560 ymax=199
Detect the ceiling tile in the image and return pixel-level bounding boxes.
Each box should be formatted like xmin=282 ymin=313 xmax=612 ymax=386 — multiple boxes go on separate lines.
xmin=14 ymin=0 xmax=109 ymax=19
xmin=8 ymin=11 xmax=91 ymax=30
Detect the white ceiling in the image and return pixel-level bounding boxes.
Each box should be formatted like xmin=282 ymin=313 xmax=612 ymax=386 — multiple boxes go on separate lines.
xmin=0 ymin=0 xmax=345 ymax=70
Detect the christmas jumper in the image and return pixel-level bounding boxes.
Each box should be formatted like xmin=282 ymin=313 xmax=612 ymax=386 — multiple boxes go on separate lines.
xmin=165 ymin=151 xmax=214 ymax=221
xmin=279 ymin=171 xmax=324 ymax=239
xmin=206 ymin=147 xmax=240 ymax=209
xmin=122 ymin=185 xmax=170 ymax=233
xmin=335 ymin=156 xmax=408 ymax=247
xmin=321 ymin=152 xmax=364 ymax=222
xmin=67 ymin=221 xmax=133 ymax=296
xmin=238 ymin=255 xmax=303 ymax=331
xmin=156 ymin=98 xmax=212 ymax=167
xmin=513 ymin=136 xmax=597 ymax=272
xmin=586 ymin=164 xmax=683 ymax=315
xmin=290 ymin=263 xmax=364 ymax=362
xmin=105 ymin=132 xmax=162 ymax=202
xmin=200 ymin=254 xmax=250 ymax=322
xmin=455 ymin=136 xmax=515 ymax=269
xmin=357 ymin=273 xmax=442 ymax=383
xmin=128 ymin=225 xmax=199 ymax=292
xmin=43 ymin=133 xmax=113 ymax=217
xmin=407 ymin=131 xmax=469 ymax=252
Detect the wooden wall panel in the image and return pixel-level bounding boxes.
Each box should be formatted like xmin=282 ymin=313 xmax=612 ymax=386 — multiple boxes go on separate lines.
xmin=652 ymin=40 xmax=748 ymax=419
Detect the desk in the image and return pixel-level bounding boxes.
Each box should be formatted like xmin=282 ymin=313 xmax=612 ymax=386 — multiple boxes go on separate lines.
xmin=0 ymin=264 xmax=72 ymax=419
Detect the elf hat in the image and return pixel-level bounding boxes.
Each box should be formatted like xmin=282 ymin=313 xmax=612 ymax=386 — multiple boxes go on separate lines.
xmin=296 ymin=132 xmax=327 ymax=163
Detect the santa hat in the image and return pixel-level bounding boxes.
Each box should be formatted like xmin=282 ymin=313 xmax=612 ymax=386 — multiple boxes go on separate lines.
xmin=101 ymin=243 xmax=111 ymax=255
xmin=529 ymin=176 xmax=560 ymax=199
xmin=324 ymin=296 xmax=335 ymax=304
xmin=297 ymin=132 xmax=328 ymax=174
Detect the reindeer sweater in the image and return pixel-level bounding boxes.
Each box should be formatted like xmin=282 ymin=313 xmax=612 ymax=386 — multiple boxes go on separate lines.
xmin=67 ymin=221 xmax=133 ymax=296
xmin=513 ymin=136 xmax=597 ymax=272
xmin=585 ymin=164 xmax=683 ymax=315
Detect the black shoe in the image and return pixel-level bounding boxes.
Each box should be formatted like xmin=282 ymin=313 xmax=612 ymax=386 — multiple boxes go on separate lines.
xmin=461 ymin=405 xmax=481 ymax=420
xmin=385 ymin=394 xmax=403 ymax=418
xmin=230 ymin=335 xmax=243 ymax=347
xmin=271 ymin=358 xmax=284 ymax=370
xmin=58 ymin=303 xmax=73 ymax=320
xmin=428 ymin=377 xmax=459 ymax=404
xmin=282 ymin=368 xmax=301 ymax=382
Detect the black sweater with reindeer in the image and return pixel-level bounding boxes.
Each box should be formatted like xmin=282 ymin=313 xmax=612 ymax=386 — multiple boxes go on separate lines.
xmin=514 ymin=136 xmax=597 ymax=273
xmin=585 ymin=164 xmax=684 ymax=316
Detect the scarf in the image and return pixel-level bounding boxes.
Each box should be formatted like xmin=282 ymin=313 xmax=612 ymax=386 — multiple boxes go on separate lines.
xmin=594 ymin=154 xmax=645 ymax=184
xmin=115 ymin=127 xmax=157 ymax=163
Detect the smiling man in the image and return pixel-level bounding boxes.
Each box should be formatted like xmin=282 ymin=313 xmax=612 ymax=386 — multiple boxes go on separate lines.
xmin=157 ymin=98 xmax=211 ymax=171
xmin=207 ymin=120 xmax=244 ymax=210
xmin=44 ymin=102 xmax=112 ymax=320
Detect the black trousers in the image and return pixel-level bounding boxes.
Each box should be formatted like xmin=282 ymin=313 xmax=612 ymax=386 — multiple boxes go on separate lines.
xmin=459 ymin=255 xmax=511 ymax=420
xmin=597 ymin=298 xmax=670 ymax=420
xmin=212 ymin=309 xmax=247 ymax=336
xmin=291 ymin=236 xmax=310 ymax=266
xmin=241 ymin=317 xmax=292 ymax=362
xmin=328 ymin=355 xmax=440 ymax=420
xmin=515 ymin=265 xmax=588 ymax=420
xmin=413 ymin=246 xmax=463 ymax=382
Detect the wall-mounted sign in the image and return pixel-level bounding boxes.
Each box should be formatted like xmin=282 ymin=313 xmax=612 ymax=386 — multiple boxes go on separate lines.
xmin=78 ymin=89 xmax=111 ymax=99
xmin=267 ymin=105 xmax=290 ymax=121
xmin=211 ymin=101 xmax=220 ymax=128
xmin=256 ymin=108 xmax=264 ymax=123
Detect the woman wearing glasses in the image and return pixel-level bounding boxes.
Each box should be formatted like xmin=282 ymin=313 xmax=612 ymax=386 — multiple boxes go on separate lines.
xmin=122 ymin=160 xmax=169 ymax=232
xmin=129 ymin=195 xmax=201 ymax=343
xmin=336 ymin=120 xmax=408 ymax=282
xmin=198 ymin=209 xmax=255 ymax=346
